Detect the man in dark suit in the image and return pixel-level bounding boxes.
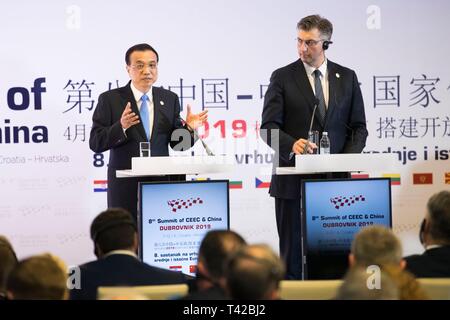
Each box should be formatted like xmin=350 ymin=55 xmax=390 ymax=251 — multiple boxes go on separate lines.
xmin=405 ymin=190 xmax=450 ymax=278
xmin=70 ymin=208 xmax=190 ymax=300
xmin=226 ymin=244 xmax=285 ymax=300
xmin=261 ymin=15 xmax=368 ymax=279
xmin=182 ymin=230 xmax=246 ymax=300
xmin=89 ymin=43 xmax=207 ymax=220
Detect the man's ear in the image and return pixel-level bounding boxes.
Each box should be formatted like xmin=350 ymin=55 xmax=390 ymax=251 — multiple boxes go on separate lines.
xmin=400 ymin=259 xmax=406 ymax=270
xmin=133 ymin=232 xmax=139 ymax=254
xmin=348 ymin=253 xmax=355 ymax=267
xmin=6 ymin=291 xmax=14 ymax=300
xmin=94 ymin=243 xmax=102 ymax=259
xmin=197 ymin=259 xmax=207 ymax=276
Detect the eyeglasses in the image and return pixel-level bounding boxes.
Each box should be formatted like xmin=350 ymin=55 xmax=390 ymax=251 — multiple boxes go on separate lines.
xmin=296 ymin=38 xmax=325 ymax=47
xmin=130 ymin=62 xmax=158 ymax=71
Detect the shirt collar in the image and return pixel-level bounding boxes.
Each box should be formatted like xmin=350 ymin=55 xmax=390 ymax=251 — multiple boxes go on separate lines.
xmin=303 ymin=58 xmax=328 ymax=78
xmin=425 ymin=244 xmax=443 ymax=251
xmin=130 ymin=82 xmax=153 ymax=103
xmin=103 ymin=249 xmax=138 ymax=259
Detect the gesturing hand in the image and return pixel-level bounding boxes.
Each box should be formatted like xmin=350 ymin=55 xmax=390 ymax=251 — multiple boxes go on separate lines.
xmin=185 ymin=104 xmax=208 ymax=130
xmin=120 ymin=102 xmax=140 ymax=130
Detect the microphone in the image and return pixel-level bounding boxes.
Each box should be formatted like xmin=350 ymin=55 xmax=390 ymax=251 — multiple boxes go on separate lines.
xmin=182 ymin=117 xmax=215 ymax=156
xmin=302 ymin=98 xmax=320 ymax=155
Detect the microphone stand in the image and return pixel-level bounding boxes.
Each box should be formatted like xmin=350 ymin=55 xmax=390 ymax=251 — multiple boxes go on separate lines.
xmin=183 ymin=119 xmax=215 ymax=156
xmin=302 ymin=102 xmax=318 ymax=155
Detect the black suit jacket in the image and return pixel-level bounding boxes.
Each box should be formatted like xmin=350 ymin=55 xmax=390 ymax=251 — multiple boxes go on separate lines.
xmin=89 ymin=82 xmax=195 ymax=217
xmin=404 ymin=246 xmax=450 ymax=278
xmin=261 ymin=59 xmax=368 ymax=199
xmin=69 ymin=254 xmax=190 ymax=300
xmin=90 ymin=81 xmax=195 ymax=166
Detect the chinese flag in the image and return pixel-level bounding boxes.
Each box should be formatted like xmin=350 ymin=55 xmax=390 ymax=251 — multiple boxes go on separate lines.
xmin=413 ymin=173 xmax=433 ymax=185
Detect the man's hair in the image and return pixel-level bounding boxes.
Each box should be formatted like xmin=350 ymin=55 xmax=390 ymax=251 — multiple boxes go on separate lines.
xmin=6 ymin=254 xmax=67 ymax=300
xmin=297 ymin=14 xmax=333 ymax=40
xmin=226 ymin=244 xmax=285 ymax=300
xmin=335 ymin=266 xmax=398 ymax=300
xmin=90 ymin=208 xmax=137 ymax=255
xmin=0 ymin=236 xmax=18 ymax=293
xmin=198 ymin=230 xmax=246 ymax=281
xmin=125 ymin=43 xmax=159 ymax=65
xmin=427 ymin=190 xmax=450 ymax=244
xmin=351 ymin=226 xmax=402 ymax=267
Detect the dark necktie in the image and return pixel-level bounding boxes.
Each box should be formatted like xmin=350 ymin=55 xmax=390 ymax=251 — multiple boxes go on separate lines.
xmin=313 ymin=69 xmax=327 ymax=123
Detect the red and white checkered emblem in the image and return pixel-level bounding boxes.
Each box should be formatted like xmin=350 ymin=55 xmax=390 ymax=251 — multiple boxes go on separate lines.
xmin=330 ymin=195 xmax=365 ymax=210
xmin=167 ymin=197 xmax=204 ymax=213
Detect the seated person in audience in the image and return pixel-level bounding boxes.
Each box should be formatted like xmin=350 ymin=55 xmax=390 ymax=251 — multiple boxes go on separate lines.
xmin=226 ymin=244 xmax=285 ymax=300
xmin=6 ymin=253 xmax=68 ymax=300
xmin=182 ymin=230 xmax=246 ymax=300
xmin=70 ymin=208 xmax=189 ymax=300
xmin=0 ymin=236 xmax=18 ymax=300
xmin=349 ymin=225 xmax=427 ymax=299
xmin=404 ymin=190 xmax=450 ymax=278
xmin=335 ymin=266 xmax=399 ymax=300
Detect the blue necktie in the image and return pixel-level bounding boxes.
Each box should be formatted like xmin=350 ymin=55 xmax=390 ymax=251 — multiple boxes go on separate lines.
xmin=313 ymin=69 xmax=327 ymax=124
xmin=140 ymin=94 xmax=150 ymax=140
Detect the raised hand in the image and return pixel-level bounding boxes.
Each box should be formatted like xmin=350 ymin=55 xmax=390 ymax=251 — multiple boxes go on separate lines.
xmin=120 ymin=102 xmax=140 ymax=129
xmin=185 ymin=104 xmax=208 ymax=130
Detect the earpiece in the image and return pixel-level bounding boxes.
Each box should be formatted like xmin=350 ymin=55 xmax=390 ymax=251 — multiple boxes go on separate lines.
xmin=322 ymin=40 xmax=333 ymax=50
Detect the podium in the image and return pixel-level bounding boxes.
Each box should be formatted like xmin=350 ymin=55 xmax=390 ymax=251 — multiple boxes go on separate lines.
xmin=116 ymin=155 xmax=234 ymax=177
xmin=115 ymin=155 xmax=234 ymax=275
xmin=275 ymin=153 xmax=397 ymax=280
xmin=276 ymin=153 xmax=396 ymax=175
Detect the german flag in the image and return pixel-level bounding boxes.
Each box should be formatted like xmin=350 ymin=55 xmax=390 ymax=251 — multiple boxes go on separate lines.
xmin=446 ymin=172 xmax=450 ymax=184
xmin=382 ymin=174 xmax=401 ymax=186
xmin=229 ymin=181 xmax=243 ymax=189
xmin=413 ymin=173 xmax=433 ymax=185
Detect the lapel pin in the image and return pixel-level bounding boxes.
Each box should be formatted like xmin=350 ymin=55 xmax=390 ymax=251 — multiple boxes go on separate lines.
xmin=160 ymin=100 xmax=164 ymax=106
xmin=336 ymin=73 xmax=340 ymax=78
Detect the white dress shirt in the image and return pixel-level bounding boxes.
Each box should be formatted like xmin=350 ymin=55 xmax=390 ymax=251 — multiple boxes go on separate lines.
xmin=129 ymin=82 xmax=154 ymax=138
xmin=303 ymin=59 xmax=329 ymax=109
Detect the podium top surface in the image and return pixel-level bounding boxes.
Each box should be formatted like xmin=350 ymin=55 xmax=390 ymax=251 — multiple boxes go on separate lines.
xmin=276 ymin=153 xmax=397 ymax=175
xmin=116 ymin=155 xmax=234 ymax=178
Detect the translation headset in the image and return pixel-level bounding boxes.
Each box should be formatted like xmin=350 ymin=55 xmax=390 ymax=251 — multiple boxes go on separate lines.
xmin=322 ymin=40 xmax=333 ymax=50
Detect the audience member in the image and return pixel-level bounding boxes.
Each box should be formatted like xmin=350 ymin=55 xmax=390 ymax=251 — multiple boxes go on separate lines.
xmin=70 ymin=208 xmax=189 ymax=300
xmin=405 ymin=190 xmax=450 ymax=278
xmin=226 ymin=244 xmax=285 ymax=300
xmin=6 ymin=253 xmax=68 ymax=300
xmin=183 ymin=230 xmax=246 ymax=300
xmin=335 ymin=266 xmax=398 ymax=300
xmin=349 ymin=225 xmax=428 ymax=299
xmin=0 ymin=236 xmax=18 ymax=300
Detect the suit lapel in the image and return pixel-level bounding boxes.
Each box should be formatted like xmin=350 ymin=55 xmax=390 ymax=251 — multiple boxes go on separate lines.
xmin=293 ymin=60 xmax=325 ymax=128
xmin=150 ymin=87 xmax=161 ymax=142
xmin=325 ymin=61 xmax=339 ymax=129
xmin=120 ymin=82 xmax=147 ymax=141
